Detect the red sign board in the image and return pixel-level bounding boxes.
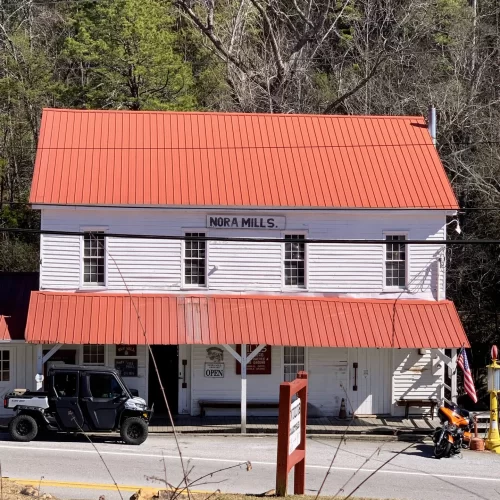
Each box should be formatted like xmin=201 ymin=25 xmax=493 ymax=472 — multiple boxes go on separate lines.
xmin=236 ymin=344 xmax=272 ymax=375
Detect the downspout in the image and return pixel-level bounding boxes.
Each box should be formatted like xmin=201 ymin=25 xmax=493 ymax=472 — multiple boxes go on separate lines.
xmin=437 ymin=257 xmax=442 ymax=301
xmin=428 ymin=106 xmax=437 ymax=147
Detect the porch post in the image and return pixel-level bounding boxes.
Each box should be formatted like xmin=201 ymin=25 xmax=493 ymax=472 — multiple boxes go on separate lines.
xmin=241 ymin=344 xmax=247 ymax=434
xmin=222 ymin=343 xmax=266 ymax=434
xmin=451 ymin=348 xmax=458 ymax=403
xmin=36 ymin=344 xmax=43 ymax=391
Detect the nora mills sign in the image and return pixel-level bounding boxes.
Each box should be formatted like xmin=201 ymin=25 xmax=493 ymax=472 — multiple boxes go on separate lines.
xmin=207 ymin=215 xmax=286 ymax=230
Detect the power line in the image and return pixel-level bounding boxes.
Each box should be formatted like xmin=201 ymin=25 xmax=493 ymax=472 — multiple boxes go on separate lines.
xmin=0 ymin=226 xmax=498 ymax=245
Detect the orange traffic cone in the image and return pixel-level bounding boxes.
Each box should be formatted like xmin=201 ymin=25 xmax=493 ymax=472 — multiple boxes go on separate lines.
xmin=339 ymin=398 xmax=347 ymax=419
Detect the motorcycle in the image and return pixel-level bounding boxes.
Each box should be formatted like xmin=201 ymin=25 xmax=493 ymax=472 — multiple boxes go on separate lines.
xmin=433 ymin=402 xmax=475 ymax=458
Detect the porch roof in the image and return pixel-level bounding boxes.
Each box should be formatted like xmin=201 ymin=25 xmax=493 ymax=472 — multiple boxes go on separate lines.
xmin=25 ymin=292 xmax=468 ymax=348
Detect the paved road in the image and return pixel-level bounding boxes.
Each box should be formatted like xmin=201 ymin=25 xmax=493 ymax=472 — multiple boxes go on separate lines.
xmin=1 ymin=432 xmax=499 ymax=500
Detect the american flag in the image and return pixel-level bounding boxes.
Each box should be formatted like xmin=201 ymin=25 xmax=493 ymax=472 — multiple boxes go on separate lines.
xmin=457 ymin=347 xmax=477 ymax=404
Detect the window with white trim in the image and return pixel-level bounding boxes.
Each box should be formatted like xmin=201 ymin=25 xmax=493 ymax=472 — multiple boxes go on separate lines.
xmin=83 ymin=231 xmax=106 ymax=285
xmin=284 ymin=235 xmax=305 ymax=287
xmin=284 ymin=347 xmax=305 ymax=382
xmin=184 ymin=232 xmax=206 ymax=286
xmin=385 ymin=234 xmax=407 ymax=288
xmin=0 ymin=350 xmax=10 ymax=381
xmin=83 ymin=345 xmax=105 ymax=365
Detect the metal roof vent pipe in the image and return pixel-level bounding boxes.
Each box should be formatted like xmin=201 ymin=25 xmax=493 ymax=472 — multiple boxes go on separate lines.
xmin=428 ymin=106 xmax=437 ymax=147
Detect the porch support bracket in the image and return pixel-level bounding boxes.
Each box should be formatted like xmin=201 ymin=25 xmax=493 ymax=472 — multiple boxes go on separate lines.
xmin=35 ymin=343 xmax=63 ymax=391
xmin=222 ymin=343 xmax=267 ymax=434
xmin=43 ymin=343 xmax=63 ymax=364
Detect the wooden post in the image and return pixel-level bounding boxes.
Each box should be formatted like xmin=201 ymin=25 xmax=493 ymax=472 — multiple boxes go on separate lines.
xmin=276 ymin=371 xmax=308 ymax=496
xmin=241 ymin=343 xmax=247 ymax=434
xmin=276 ymin=378 xmax=292 ymax=496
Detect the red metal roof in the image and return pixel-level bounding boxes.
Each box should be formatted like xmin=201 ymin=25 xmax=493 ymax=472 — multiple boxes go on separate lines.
xmin=25 ymin=292 xmax=468 ymax=348
xmin=30 ymin=109 xmax=458 ymax=209
xmin=0 ymin=316 xmax=11 ymax=341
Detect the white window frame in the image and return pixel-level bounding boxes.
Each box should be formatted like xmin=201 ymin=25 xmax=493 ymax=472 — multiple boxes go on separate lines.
xmin=181 ymin=229 xmax=208 ymax=289
xmin=281 ymin=231 xmax=308 ymax=290
xmin=81 ymin=345 xmax=106 ymax=366
xmin=382 ymin=231 xmax=409 ymax=291
xmin=0 ymin=348 xmax=12 ymax=383
xmin=282 ymin=346 xmax=308 ymax=382
xmin=80 ymin=226 xmax=108 ymax=289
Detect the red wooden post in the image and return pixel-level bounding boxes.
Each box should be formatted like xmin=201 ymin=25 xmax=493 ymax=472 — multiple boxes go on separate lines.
xmin=276 ymin=379 xmax=292 ymax=496
xmin=276 ymin=371 xmax=308 ymax=496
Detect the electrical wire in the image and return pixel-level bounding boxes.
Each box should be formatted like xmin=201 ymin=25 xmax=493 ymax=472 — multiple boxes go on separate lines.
xmin=0 ymin=226 xmax=496 ymax=244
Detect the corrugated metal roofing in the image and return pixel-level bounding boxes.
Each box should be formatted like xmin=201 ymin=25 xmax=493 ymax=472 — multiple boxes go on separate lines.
xmin=25 ymin=292 xmax=468 ymax=348
xmin=30 ymin=109 xmax=458 ymax=209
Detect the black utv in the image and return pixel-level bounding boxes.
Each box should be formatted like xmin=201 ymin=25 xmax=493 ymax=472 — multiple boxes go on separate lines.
xmin=4 ymin=365 xmax=153 ymax=445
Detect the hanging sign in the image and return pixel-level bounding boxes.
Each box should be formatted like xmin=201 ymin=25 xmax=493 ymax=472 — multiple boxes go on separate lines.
xmin=207 ymin=215 xmax=286 ymax=230
xmin=204 ymin=363 xmax=225 ymax=378
xmin=116 ymin=345 xmax=137 ymax=357
xmin=205 ymin=347 xmax=225 ymax=378
xmin=236 ymin=344 xmax=272 ymax=375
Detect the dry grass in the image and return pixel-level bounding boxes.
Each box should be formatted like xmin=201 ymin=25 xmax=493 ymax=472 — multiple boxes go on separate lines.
xmin=132 ymin=491 xmax=390 ymax=500
xmin=0 ymin=478 xmax=55 ymax=500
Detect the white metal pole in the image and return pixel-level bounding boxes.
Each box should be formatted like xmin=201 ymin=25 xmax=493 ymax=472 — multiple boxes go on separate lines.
xmin=36 ymin=344 xmax=43 ymax=391
xmin=436 ymin=257 xmax=442 ymax=301
xmin=241 ymin=343 xmax=247 ymax=434
xmin=451 ymin=348 xmax=458 ymax=403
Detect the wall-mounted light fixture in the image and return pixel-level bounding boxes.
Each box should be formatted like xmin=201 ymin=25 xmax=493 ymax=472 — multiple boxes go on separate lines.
xmin=418 ymin=348 xmax=429 ymax=356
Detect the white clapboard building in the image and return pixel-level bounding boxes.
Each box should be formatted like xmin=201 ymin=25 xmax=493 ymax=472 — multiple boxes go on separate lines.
xmin=0 ymin=109 xmax=469 ymax=419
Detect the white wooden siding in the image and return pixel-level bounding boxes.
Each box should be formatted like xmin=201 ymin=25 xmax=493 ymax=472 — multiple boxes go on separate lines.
xmin=0 ymin=344 xmax=35 ymax=417
xmin=392 ymin=349 xmax=444 ymax=416
xmin=307 ymin=348 xmax=348 ymax=417
xmin=40 ymin=234 xmax=80 ymax=289
xmin=308 ymin=244 xmax=383 ymax=292
xmin=40 ymin=208 xmax=447 ymax=299
xmin=107 ymin=239 xmax=181 ymax=291
xmin=209 ymin=237 xmax=282 ymax=291
xmin=191 ymin=345 xmax=283 ymax=416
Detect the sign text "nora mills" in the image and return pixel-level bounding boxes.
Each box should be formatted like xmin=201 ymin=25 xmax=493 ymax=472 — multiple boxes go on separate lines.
xmin=207 ymin=215 xmax=286 ymax=230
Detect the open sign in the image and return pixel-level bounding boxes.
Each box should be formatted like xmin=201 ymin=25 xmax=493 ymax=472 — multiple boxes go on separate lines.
xmin=205 ymin=362 xmax=224 ymax=378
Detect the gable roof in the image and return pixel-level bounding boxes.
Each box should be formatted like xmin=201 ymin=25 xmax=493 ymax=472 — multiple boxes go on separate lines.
xmin=0 ymin=272 xmax=39 ymax=340
xmin=30 ymin=109 xmax=458 ymax=209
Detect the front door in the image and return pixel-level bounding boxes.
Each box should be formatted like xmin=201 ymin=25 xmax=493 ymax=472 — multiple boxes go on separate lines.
xmin=349 ymin=349 xmax=392 ymax=415
xmin=52 ymin=371 xmax=84 ymax=430
xmin=81 ymin=372 xmax=127 ymax=430
xmin=148 ymin=345 xmax=178 ymax=415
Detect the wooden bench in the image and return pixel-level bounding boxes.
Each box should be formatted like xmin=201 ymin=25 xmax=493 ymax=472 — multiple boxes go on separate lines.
xmin=198 ymin=400 xmax=279 ymax=417
xmin=396 ymin=399 xmax=439 ymax=419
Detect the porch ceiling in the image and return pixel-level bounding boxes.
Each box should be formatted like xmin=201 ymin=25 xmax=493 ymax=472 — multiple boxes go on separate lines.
xmin=24 ymin=292 xmax=469 ymax=349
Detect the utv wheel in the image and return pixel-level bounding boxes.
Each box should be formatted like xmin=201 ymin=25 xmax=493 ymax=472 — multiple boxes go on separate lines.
xmin=121 ymin=417 xmax=148 ymax=445
xmin=9 ymin=415 xmax=39 ymax=442
xmin=434 ymin=439 xmax=452 ymax=459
